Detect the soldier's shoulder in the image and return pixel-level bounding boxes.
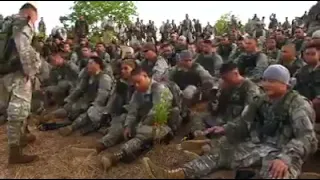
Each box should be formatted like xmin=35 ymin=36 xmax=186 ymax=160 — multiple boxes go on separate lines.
xmin=151 ymin=81 xmax=167 ymax=92
xmin=289 ymin=91 xmax=313 ymax=111
xmin=11 ymin=14 xmax=31 ymax=33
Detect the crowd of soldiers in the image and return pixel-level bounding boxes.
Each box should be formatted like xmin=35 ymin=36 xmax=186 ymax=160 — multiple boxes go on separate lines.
xmin=0 ymin=1 xmax=320 ymax=179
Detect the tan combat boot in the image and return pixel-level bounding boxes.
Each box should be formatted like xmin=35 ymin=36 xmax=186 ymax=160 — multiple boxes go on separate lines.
xmin=59 ymin=125 xmax=73 ymax=137
xmin=8 ymin=145 xmax=38 ymax=164
xmin=179 ymin=139 xmax=211 ymax=156
xmin=143 ymin=157 xmax=185 ymax=179
xmin=100 ymin=151 xmax=124 ymax=171
xmin=299 ymin=172 xmax=320 ymax=179
xmin=95 ymin=142 xmax=107 ymax=154
xmin=20 ymin=133 xmax=36 ymax=147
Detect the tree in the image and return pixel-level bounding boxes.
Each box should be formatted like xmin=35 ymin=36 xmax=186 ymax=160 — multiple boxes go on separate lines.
xmin=214 ymin=12 xmax=243 ymax=36
xmin=66 ymin=1 xmax=137 ymax=29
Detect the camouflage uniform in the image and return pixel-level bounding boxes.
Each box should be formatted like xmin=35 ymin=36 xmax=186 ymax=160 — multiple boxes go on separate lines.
xmin=195 ymin=53 xmax=223 ymax=77
xmin=294 ymin=65 xmax=320 ymax=101
xmin=146 ymin=90 xmax=318 ymax=179
xmin=237 ymin=52 xmax=269 ymax=82
xmin=264 ymin=49 xmax=281 ymax=65
xmin=53 ymin=69 xmax=113 ymax=122
xmin=44 ymin=60 xmax=79 ymax=106
xmin=100 ymin=80 xmax=177 ymax=169
xmin=140 ymin=56 xmax=169 ymax=82
xmin=279 ymin=58 xmax=305 ymax=77
xmin=99 ymin=79 xmax=135 ymax=147
xmin=191 ymin=78 xmax=262 ymax=133
xmin=0 ymin=15 xmax=42 ymax=147
xmin=166 ymin=63 xmax=215 ymax=100
xmin=217 ymin=43 xmax=237 ymax=62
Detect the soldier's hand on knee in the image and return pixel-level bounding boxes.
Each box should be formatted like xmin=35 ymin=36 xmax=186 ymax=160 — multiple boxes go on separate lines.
xmin=205 ymin=126 xmax=225 ymax=135
xmin=269 ymin=159 xmax=288 ymax=179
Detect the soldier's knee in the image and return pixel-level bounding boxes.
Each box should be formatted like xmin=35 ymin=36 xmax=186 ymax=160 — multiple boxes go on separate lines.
xmin=7 ymin=101 xmax=30 ymax=120
xmin=183 ymin=85 xmax=197 ymax=100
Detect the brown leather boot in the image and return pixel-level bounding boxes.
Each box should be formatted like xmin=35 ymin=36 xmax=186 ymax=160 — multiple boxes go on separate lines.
xmin=179 ymin=139 xmax=211 ymax=156
xmin=8 ymin=145 xmax=38 ymax=164
xmin=143 ymin=157 xmax=185 ymax=179
xmin=95 ymin=142 xmax=107 ymax=154
xmin=20 ymin=134 xmax=36 ymax=147
xmin=59 ymin=125 xmax=73 ymax=137
xmin=100 ymin=151 xmax=124 ymax=171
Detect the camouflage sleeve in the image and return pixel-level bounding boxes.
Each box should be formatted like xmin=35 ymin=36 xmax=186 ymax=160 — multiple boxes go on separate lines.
xmin=104 ymin=52 xmax=111 ymax=63
xmin=195 ymin=65 xmax=214 ymax=85
xmin=167 ymin=67 xmax=177 ymax=82
xmin=250 ymin=53 xmax=268 ymax=81
xmin=277 ymin=97 xmax=318 ymax=166
xmin=14 ymin=24 xmax=41 ymax=77
xmin=65 ymin=61 xmax=80 ymax=76
xmin=65 ymin=75 xmax=87 ymax=103
xmin=223 ymin=97 xmax=259 ymax=143
xmin=103 ymin=88 xmax=118 ymax=115
xmin=70 ymin=52 xmax=78 ymax=64
xmin=124 ymin=92 xmax=141 ymax=128
xmin=92 ymin=74 xmax=113 ymax=107
xmin=36 ymin=58 xmax=51 ymax=84
xmin=143 ymin=84 xmax=173 ymax=125
xmin=214 ymin=54 xmax=223 ymax=76
xmin=152 ymin=58 xmax=169 ymax=81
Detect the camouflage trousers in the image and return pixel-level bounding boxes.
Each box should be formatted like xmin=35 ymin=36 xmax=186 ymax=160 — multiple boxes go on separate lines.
xmin=51 ymin=98 xmax=90 ymax=121
xmin=99 ymin=114 xmax=127 ymax=148
xmin=0 ymin=72 xmax=32 ymax=146
xmin=182 ymin=141 xmax=302 ymax=179
xmin=70 ymin=105 xmax=105 ymax=130
xmin=45 ymin=80 xmax=72 ymax=106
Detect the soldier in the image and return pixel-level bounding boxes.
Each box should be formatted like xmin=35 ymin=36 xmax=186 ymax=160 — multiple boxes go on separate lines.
xmin=229 ymin=36 xmax=246 ymax=62
xmin=0 ymin=2 xmax=42 ymax=164
xmin=268 ymin=13 xmax=278 ymax=30
xmin=194 ymin=20 xmax=202 ymax=39
xmin=195 ymin=40 xmax=223 ymax=76
xmin=44 ymin=51 xmax=79 ymax=106
xmin=217 ymin=35 xmax=237 ymax=62
xmin=74 ymin=15 xmax=89 ymax=43
xmin=203 ymin=22 xmax=213 ymax=40
xmin=140 ymin=43 xmax=168 ymax=81
xmin=291 ymin=27 xmax=306 ymax=55
xmin=99 ymin=67 xmax=177 ymax=171
xmin=264 ymin=37 xmax=281 ymax=65
xmin=182 ymin=14 xmax=193 ymax=43
xmin=275 ymin=30 xmax=289 ymax=49
xmin=175 ymin=35 xmax=188 ymax=53
xmin=167 ymin=50 xmax=215 ymax=105
xmin=143 ymin=64 xmax=318 ymax=179
xmin=95 ymin=42 xmax=111 ymax=63
xmin=58 ymin=56 xmax=113 ymax=136
xmin=282 ymin=17 xmax=291 ymax=32
xmin=159 ymin=43 xmax=178 ymax=67
xmin=252 ymin=22 xmax=267 ymax=39
xmin=95 ymin=60 xmax=137 ymax=152
xmin=37 ymin=17 xmax=46 ymax=36
xmin=294 ymin=43 xmax=320 ymax=122
xmin=278 ymin=44 xmax=305 ymax=77
xmin=237 ymin=37 xmax=269 ymax=82
xmin=73 ymin=45 xmax=93 ymax=70
xmin=59 ymin=57 xmax=113 ymax=136
xmin=189 ymin=62 xmax=262 ymax=155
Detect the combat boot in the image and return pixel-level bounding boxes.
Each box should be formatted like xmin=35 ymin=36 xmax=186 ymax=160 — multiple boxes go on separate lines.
xmin=100 ymin=151 xmax=124 ymax=171
xmin=20 ymin=133 xmax=36 ymax=147
xmin=59 ymin=125 xmax=73 ymax=137
xmin=8 ymin=145 xmax=38 ymax=164
xmin=95 ymin=142 xmax=107 ymax=154
xmin=179 ymin=139 xmax=211 ymax=156
xmin=143 ymin=157 xmax=185 ymax=179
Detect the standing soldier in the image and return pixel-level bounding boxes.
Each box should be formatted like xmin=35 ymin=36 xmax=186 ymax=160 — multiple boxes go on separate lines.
xmin=38 ymin=17 xmax=46 ymax=37
xmin=0 ymin=2 xmax=42 ymax=164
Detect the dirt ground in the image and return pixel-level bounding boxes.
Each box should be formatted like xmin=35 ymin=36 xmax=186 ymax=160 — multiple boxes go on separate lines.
xmin=0 ymin=102 xmax=320 ymax=179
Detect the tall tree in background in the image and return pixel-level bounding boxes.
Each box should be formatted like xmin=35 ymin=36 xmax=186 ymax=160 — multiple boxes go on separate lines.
xmin=60 ymin=1 xmax=137 ymax=41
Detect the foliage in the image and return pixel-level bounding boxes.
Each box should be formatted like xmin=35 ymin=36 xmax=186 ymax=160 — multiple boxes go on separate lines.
xmin=67 ymin=1 xmax=137 ymax=28
xmin=153 ymin=90 xmax=172 ymax=126
xmin=214 ymin=12 xmax=244 ymax=36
